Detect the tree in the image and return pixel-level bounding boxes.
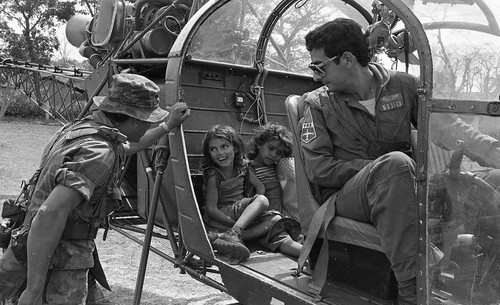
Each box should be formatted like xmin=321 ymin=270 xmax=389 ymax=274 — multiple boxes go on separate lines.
xmin=433 ymin=29 xmax=500 ymax=100
xmin=0 ymin=0 xmax=77 ymax=64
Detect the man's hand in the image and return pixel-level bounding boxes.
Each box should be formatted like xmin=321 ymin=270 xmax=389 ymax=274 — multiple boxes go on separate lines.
xmin=165 ymin=102 xmax=190 ymax=130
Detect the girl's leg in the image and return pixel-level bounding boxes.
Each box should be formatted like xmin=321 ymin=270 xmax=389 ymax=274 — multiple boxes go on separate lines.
xmin=243 ymin=215 xmax=280 ymax=240
xmin=233 ymin=195 xmax=269 ymax=230
xmin=278 ymin=238 xmax=302 ymax=258
xmin=212 ymin=196 xmax=269 ymax=263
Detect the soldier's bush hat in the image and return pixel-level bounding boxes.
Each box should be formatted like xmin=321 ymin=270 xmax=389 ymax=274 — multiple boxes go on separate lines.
xmin=93 ymin=73 xmax=169 ymax=123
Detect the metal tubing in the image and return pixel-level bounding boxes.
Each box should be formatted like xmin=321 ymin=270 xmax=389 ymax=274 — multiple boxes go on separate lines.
xmin=133 ymin=151 xmax=165 ymax=305
xmin=77 ymin=74 xmax=108 ymax=120
xmin=110 ymin=224 xmax=177 ymax=265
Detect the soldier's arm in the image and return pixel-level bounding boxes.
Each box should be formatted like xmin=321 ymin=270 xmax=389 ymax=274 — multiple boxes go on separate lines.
xmin=19 ymin=185 xmax=82 ymax=305
xmin=124 ymin=102 xmax=190 ymax=155
xmin=301 ymin=105 xmax=371 ymax=188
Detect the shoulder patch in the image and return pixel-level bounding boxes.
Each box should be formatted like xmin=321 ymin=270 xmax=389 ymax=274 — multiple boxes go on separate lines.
xmin=301 ymin=107 xmax=316 ymax=144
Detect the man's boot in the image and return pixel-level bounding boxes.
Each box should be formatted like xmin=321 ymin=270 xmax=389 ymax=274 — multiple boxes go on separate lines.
xmin=396 ymin=277 xmax=417 ymax=305
xmin=212 ymin=227 xmax=250 ymax=263
xmin=86 ymin=278 xmax=111 ymax=305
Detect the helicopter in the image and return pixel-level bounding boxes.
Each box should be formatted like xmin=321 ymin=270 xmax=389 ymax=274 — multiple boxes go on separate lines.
xmin=2 ymin=0 xmax=500 ymax=304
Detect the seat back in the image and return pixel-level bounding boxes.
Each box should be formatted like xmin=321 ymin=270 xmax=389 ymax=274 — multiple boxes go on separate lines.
xmin=285 ymin=94 xmax=322 ymax=232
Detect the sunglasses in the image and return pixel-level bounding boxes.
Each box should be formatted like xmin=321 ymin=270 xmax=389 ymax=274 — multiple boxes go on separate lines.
xmin=308 ymin=55 xmax=340 ymax=75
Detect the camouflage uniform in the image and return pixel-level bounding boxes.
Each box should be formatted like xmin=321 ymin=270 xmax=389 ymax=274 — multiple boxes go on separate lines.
xmin=0 ymin=110 xmax=125 ymax=304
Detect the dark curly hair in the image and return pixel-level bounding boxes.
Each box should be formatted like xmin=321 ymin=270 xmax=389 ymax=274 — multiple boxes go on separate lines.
xmin=305 ymin=18 xmax=371 ymax=67
xmin=201 ymin=124 xmax=247 ymax=170
xmin=247 ymin=123 xmax=293 ymax=160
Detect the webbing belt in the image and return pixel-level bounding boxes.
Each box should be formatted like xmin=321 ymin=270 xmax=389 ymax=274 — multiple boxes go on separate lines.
xmin=297 ymin=193 xmax=337 ymax=297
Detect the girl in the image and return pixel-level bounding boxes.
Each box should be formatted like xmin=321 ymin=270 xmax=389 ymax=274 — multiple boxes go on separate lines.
xmin=247 ymin=123 xmax=302 ymax=257
xmin=201 ymin=125 xmax=272 ymax=263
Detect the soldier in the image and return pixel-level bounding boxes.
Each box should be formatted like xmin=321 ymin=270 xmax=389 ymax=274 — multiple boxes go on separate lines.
xmin=298 ymin=18 xmax=500 ymax=305
xmin=0 ymin=73 xmax=190 ymax=305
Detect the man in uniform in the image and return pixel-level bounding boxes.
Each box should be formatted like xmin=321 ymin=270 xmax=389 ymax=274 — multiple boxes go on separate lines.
xmin=0 ymin=73 xmax=190 ymax=305
xmin=298 ymin=18 xmax=500 ymax=305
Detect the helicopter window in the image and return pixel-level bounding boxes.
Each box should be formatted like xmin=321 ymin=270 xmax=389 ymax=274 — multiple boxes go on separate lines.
xmin=427 ymin=112 xmax=500 ymax=304
xmin=263 ymin=0 xmax=372 ymax=75
xmin=187 ymin=0 xmax=282 ymax=66
xmin=409 ymin=0 xmax=500 ymax=100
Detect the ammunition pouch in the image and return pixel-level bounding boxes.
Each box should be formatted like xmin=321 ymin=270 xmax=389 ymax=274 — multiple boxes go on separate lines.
xmin=9 ymin=221 xmax=99 ymax=264
xmin=367 ymin=141 xmax=412 ymax=159
xmin=0 ymin=199 xmax=26 ymax=250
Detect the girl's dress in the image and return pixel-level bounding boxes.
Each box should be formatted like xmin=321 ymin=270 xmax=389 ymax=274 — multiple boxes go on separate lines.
xmin=202 ymin=164 xmax=258 ymax=223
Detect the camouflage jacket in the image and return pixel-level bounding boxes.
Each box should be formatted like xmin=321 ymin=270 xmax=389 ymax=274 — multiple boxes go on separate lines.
xmin=26 ymin=110 xmax=126 ymax=270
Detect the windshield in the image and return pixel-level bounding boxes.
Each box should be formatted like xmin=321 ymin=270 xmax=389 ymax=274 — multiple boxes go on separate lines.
xmin=426 ymin=111 xmax=500 ymax=304
xmin=188 ymin=0 xmax=282 ymax=66
xmin=188 ymin=0 xmax=500 ymax=101
xmin=413 ymin=0 xmax=500 ymax=100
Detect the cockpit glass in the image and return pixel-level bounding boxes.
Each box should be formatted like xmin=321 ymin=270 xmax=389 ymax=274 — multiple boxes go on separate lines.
xmin=427 ymin=112 xmax=500 ymax=304
xmin=188 ymin=0 xmax=282 ymax=66
xmin=411 ymin=0 xmax=500 ymax=100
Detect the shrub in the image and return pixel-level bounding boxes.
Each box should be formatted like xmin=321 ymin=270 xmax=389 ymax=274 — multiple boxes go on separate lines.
xmin=5 ymin=95 xmax=45 ymax=118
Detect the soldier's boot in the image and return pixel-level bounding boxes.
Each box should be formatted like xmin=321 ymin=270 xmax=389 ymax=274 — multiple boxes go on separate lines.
xmin=212 ymin=227 xmax=250 ymax=263
xmin=86 ymin=280 xmax=111 ymax=305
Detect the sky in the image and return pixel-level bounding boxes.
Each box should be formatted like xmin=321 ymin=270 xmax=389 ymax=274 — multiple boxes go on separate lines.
xmin=55 ymin=24 xmax=86 ymax=61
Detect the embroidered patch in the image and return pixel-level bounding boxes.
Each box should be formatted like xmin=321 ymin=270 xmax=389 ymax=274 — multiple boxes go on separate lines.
xmin=301 ymin=107 xmax=316 ymax=143
xmin=379 ymin=93 xmax=404 ymax=112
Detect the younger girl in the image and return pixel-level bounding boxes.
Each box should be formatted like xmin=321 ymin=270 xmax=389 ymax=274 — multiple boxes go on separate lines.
xmin=247 ymin=123 xmax=302 ymax=257
xmin=201 ymin=125 xmax=272 ymax=263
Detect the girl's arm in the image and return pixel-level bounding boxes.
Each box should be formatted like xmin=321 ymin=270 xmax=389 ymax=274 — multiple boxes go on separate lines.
xmin=204 ymin=175 xmax=236 ymax=227
xmin=248 ymin=169 xmax=265 ymax=195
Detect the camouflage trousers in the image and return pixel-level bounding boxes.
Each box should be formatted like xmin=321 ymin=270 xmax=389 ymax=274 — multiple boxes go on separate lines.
xmin=0 ymin=247 xmax=88 ymax=304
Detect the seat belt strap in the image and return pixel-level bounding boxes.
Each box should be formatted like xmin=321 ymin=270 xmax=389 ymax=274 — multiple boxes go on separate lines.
xmin=306 ymin=200 xmax=336 ymax=296
xmin=297 ymin=199 xmax=327 ymax=270
xmin=296 ymin=192 xmax=337 ymax=296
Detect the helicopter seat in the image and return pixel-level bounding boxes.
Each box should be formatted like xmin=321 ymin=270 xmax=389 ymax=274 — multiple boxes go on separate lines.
xmin=285 ymin=94 xmax=383 ymax=250
xmin=285 ymin=94 xmax=397 ymax=300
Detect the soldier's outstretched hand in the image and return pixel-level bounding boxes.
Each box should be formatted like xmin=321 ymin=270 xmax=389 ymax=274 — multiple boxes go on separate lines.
xmin=166 ymin=102 xmax=190 ymax=129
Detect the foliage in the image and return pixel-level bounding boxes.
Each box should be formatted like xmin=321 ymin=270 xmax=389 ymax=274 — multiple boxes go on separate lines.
xmin=432 ymin=30 xmax=500 ymax=100
xmin=0 ymin=0 xmax=77 ymax=63
xmin=50 ymin=57 xmax=92 ymax=71
xmin=77 ymin=0 xmax=100 ymax=16
xmin=0 ymin=88 xmax=45 ymax=118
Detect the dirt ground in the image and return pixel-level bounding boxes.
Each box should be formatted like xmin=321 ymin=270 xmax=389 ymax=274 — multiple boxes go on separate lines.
xmin=0 ymin=118 xmax=237 ymax=305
